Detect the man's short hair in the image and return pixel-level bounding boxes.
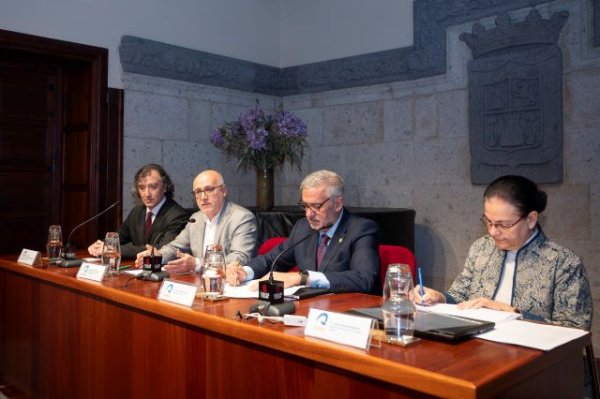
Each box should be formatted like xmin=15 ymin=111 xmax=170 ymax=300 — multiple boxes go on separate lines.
xmin=300 ymin=170 xmax=344 ymax=198
xmin=131 ymin=164 xmax=175 ymax=200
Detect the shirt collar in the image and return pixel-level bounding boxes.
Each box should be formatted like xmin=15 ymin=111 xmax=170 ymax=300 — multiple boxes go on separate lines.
xmin=147 ymin=196 xmax=167 ymax=216
xmin=202 ymin=205 xmax=225 ymax=226
xmin=509 ymin=228 xmax=539 ymax=254
xmin=321 ymin=208 xmax=344 ymax=239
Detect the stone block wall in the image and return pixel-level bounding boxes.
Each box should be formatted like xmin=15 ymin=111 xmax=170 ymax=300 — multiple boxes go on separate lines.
xmin=122 ymin=0 xmax=600 ymax=349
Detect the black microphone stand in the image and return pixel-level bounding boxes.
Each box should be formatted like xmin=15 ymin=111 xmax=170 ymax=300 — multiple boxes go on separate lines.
xmin=254 ymin=224 xmax=331 ymax=316
xmin=61 ymin=201 xmax=120 ymax=267
xmin=139 ymin=218 xmax=196 ymax=282
xmin=140 ymin=231 xmax=170 ymax=282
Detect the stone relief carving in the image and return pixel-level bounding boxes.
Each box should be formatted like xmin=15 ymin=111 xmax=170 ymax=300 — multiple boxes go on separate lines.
xmin=460 ymin=9 xmax=568 ymax=184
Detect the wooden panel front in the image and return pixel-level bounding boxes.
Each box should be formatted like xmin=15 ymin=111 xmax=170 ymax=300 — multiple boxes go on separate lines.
xmin=0 ymin=255 xmax=587 ymax=399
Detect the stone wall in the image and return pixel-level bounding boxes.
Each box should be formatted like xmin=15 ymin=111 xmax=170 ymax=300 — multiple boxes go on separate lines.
xmin=122 ymin=0 xmax=600 ymax=349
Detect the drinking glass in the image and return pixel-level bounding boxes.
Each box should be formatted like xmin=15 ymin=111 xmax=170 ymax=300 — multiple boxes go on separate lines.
xmin=381 ymin=263 xmax=416 ymax=344
xmin=101 ymin=232 xmax=121 ymax=274
xmin=383 ymin=263 xmax=414 ymax=303
xmin=201 ymin=245 xmax=226 ymax=297
xmin=46 ymin=225 xmax=63 ymax=266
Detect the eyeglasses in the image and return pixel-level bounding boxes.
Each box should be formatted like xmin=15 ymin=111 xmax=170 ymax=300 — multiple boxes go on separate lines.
xmin=480 ymin=215 xmax=525 ymax=231
xmin=191 ymin=185 xmax=223 ymax=197
xmin=297 ymin=197 xmax=331 ymax=212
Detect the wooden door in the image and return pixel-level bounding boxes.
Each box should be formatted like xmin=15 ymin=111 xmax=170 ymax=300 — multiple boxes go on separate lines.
xmin=0 ymin=29 xmax=121 ymax=255
xmin=0 ymin=55 xmax=62 ymax=253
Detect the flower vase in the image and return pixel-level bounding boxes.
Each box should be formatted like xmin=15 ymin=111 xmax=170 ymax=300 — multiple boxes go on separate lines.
xmin=256 ymin=167 xmax=274 ymax=211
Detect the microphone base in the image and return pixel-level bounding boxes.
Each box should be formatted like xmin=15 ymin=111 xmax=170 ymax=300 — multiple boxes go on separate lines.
xmin=59 ymin=258 xmax=83 ymax=268
xmin=249 ymin=300 xmax=296 ymax=316
xmin=144 ymin=270 xmax=170 ymax=282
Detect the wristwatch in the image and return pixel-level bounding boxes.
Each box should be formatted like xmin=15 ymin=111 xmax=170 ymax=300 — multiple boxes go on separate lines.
xmin=299 ymin=270 xmax=309 ymax=286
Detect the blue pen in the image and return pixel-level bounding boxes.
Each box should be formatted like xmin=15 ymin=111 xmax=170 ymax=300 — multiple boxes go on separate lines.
xmin=418 ymin=267 xmax=425 ymax=305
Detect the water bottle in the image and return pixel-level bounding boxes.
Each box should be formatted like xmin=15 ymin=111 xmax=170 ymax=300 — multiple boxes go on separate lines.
xmin=381 ymin=263 xmax=416 ymax=344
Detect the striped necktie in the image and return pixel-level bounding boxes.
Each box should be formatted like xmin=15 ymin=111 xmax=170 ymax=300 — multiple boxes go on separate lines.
xmin=316 ymin=234 xmax=330 ymax=270
xmin=144 ymin=211 xmax=153 ymax=242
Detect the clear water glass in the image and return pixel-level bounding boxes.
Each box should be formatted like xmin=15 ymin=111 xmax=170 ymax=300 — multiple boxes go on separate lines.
xmin=102 ymin=232 xmax=121 ymax=274
xmin=46 ymin=225 xmax=63 ymax=266
xmin=201 ymin=245 xmax=226 ymax=297
xmin=382 ymin=263 xmax=416 ymax=343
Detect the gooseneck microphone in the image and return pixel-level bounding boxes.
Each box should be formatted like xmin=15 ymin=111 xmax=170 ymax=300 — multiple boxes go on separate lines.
xmin=267 ymin=223 xmax=332 ymax=283
xmin=255 ymin=223 xmax=332 ymax=316
xmin=60 ymin=201 xmax=120 ymax=267
xmin=139 ymin=217 xmax=196 ymax=282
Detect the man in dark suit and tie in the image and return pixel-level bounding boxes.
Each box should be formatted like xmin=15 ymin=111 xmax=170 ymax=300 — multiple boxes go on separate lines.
xmin=226 ymin=170 xmax=380 ymax=293
xmin=87 ymin=164 xmax=189 ymax=259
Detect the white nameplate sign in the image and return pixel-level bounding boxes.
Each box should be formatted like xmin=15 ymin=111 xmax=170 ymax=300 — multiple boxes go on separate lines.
xmin=76 ymin=262 xmax=108 ymax=282
xmin=304 ymin=308 xmax=374 ymax=350
xmin=157 ymin=279 xmax=197 ymax=307
xmin=17 ymin=249 xmax=41 ymax=266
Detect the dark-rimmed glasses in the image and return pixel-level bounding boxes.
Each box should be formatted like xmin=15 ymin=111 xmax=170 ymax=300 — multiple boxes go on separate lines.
xmin=191 ymin=185 xmax=223 ymax=197
xmin=480 ymin=215 xmax=524 ymax=231
xmin=297 ymin=197 xmax=331 ymax=212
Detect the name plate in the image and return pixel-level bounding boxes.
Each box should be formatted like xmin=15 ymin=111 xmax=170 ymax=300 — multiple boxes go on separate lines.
xmin=76 ymin=262 xmax=108 ymax=282
xmin=157 ymin=279 xmax=197 ymax=307
xmin=17 ymin=249 xmax=41 ymax=266
xmin=304 ymin=308 xmax=374 ymax=350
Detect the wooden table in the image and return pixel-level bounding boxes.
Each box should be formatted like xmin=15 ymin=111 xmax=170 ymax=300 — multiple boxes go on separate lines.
xmin=0 ymin=254 xmax=587 ymax=398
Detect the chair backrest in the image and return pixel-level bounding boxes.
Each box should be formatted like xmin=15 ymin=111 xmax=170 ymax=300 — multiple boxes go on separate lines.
xmin=378 ymin=244 xmax=416 ymax=287
xmin=258 ymin=237 xmax=288 ymax=255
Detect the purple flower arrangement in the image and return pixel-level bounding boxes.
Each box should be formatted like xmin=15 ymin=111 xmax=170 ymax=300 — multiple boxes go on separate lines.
xmin=211 ymin=103 xmax=307 ymax=171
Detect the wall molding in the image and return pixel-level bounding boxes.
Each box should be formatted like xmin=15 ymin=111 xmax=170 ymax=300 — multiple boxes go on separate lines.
xmin=119 ymin=0 xmax=575 ymax=96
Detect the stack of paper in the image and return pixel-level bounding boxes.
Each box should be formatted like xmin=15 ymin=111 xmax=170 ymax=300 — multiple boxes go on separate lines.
xmin=415 ymin=303 xmax=588 ymax=351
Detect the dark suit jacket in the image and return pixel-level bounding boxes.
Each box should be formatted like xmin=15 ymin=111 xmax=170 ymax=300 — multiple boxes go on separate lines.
xmin=249 ymin=210 xmax=380 ymax=293
xmin=118 ymin=198 xmax=190 ymax=259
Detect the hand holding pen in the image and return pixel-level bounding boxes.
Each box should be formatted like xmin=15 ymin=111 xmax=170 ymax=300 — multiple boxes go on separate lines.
xmin=414 ymin=268 xmax=446 ymax=306
xmin=418 ymin=267 xmax=425 ymax=305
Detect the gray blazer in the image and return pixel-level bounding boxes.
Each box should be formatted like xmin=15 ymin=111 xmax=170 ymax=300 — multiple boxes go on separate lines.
xmin=160 ymin=200 xmax=257 ymax=265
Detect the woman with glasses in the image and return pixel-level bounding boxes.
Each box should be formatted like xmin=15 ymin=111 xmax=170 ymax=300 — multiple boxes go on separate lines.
xmin=416 ymin=175 xmax=592 ymax=329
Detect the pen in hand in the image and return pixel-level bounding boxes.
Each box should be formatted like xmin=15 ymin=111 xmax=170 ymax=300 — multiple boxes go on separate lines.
xmin=418 ymin=267 xmax=425 ymax=305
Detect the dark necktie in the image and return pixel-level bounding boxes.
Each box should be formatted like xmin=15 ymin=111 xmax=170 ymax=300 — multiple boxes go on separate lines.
xmin=316 ymin=234 xmax=330 ymax=270
xmin=144 ymin=211 xmax=153 ymax=242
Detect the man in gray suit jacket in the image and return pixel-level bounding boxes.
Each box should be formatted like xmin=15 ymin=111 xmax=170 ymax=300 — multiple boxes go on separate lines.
xmin=135 ymin=169 xmax=257 ymax=273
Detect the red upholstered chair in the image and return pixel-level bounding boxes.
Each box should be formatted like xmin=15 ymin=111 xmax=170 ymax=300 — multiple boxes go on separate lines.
xmin=258 ymin=237 xmax=288 ymax=255
xmin=257 ymin=236 xmax=297 ymax=271
xmin=378 ymin=245 xmax=416 ymax=287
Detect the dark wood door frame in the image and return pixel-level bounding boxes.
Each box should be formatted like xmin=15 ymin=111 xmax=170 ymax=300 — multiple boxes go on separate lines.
xmin=0 ymin=29 xmax=122 ymax=253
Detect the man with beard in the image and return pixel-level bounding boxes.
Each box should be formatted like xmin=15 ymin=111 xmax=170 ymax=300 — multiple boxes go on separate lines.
xmin=226 ymin=170 xmax=380 ymax=294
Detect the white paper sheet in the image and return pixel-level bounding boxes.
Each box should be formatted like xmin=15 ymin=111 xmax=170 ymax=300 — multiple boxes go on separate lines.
xmin=476 ymin=320 xmax=588 ymax=351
